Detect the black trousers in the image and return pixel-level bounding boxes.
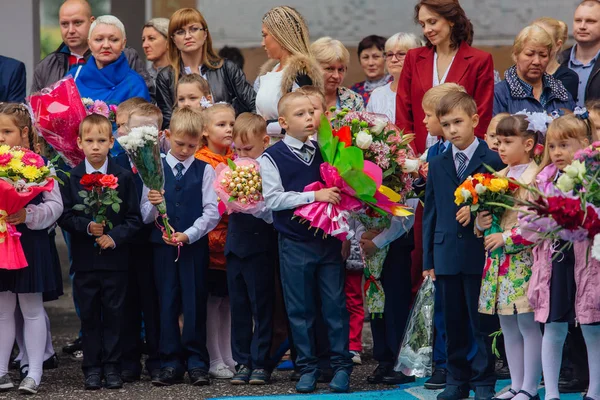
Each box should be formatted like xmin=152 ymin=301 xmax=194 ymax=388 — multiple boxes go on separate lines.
xmin=74 ymin=270 xmax=128 ymax=376
xmin=370 ymin=239 xmax=413 ymax=367
xmin=227 ymin=251 xmax=274 ymax=370
xmin=437 ymin=273 xmax=496 ymax=388
xmin=121 ymin=244 xmax=160 ymax=373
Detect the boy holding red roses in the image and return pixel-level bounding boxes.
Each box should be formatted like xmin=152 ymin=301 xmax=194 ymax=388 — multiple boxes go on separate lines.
xmin=58 ymin=114 xmax=142 ymax=390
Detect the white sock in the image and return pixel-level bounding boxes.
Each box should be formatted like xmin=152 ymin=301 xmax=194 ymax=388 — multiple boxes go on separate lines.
xmin=43 ymin=310 xmax=55 ymax=360
xmin=498 ymin=315 xmax=523 ymax=399
xmin=0 ymin=292 xmax=17 ymax=376
xmin=206 ymin=295 xmax=223 ymax=369
xmin=218 ymin=296 xmax=234 ymax=369
xmin=542 ymin=322 xmax=568 ymax=400
xmin=582 ymin=324 xmax=600 ymax=400
xmin=14 ymin=307 xmax=25 ymax=363
xmin=513 ymin=313 xmax=542 ymax=400
xmin=18 ymin=293 xmax=45 ymax=386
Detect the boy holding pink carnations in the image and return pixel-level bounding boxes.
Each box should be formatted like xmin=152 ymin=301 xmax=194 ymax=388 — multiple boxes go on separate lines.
xmin=58 ymin=114 xmax=142 ymax=390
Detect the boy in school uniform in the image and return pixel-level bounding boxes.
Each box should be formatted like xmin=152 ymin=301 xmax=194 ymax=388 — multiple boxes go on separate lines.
xmin=58 ymin=114 xmax=142 ymax=390
xmin=114 ymin=102 xmax=162 ymax=382
xmin=422 ymin=91 xmax=504 ymax=400
xmin=141 ymin=107 xmax=219 ymax=387
xmin=258 ymin=91 xmax=353 ymax=394
xmin=226 ymin=113 xmax=277 ymax=385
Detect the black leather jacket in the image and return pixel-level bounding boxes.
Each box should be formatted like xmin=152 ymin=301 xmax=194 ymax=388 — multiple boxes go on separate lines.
xmin=155 ymin=59 xmax=256 ymax=129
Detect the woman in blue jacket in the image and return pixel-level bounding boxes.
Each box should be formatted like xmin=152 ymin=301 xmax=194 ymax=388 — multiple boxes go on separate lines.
xmin=494 ymin=25 xmax=575 ymax=116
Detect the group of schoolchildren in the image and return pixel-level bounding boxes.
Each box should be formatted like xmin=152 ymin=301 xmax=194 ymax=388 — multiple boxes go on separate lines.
xmin=0 ymin=71 xmax=600 ymax=400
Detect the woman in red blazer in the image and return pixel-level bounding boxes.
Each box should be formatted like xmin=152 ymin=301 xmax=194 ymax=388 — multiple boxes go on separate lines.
xmin=395 ymin=0 xmax=494 ymax=155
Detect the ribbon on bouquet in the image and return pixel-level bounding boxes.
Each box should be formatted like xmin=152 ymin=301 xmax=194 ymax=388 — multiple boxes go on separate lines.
xmin=326 ymin=204 xmax=354 ymax=240
xmin=0 ymin=210 xmax=22 ymax=244
xmin=155 ymin=213 xmax=182 ymax=262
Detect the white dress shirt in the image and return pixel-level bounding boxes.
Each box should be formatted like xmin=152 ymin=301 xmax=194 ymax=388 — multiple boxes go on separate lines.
xmin=366 ymin=83 xmax=396 ymax=122
xmin=372 ymin=198 xmax=419 ymax=249
xmin=258 ymin=135 xmax=316 ymax=211
xmin=452 ymin=138 xmax=481 ymax=173
xmin=140 ymin=151 xmax=220 ymax=244
xmin=25 ymin=165 xmax=64 ymax=230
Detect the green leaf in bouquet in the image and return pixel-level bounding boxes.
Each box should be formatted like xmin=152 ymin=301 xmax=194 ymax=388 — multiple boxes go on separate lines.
xmin=73 ymin=204 xmax=86 ymax=211
xmin=102 ymin=197 xmax=113 ymax=205
xmin=317 ymin=114 xmax=336 ymax=164
xmin=228 ymin=196 xmax=235 ymax=202
xmin=227 ymin=158 xmax=237 ymax=170
xmin=111 ymin=203 xmax=120 ymax=213
xmin=78 ymin=190 xmax=88 ymax=198
xmin=107 ymin=221 xmax=114 ymax=230
xmin=382 ymin=167 xmax=395 ymax=178
xmin=341 ymin=169 xmax=377 ymax=198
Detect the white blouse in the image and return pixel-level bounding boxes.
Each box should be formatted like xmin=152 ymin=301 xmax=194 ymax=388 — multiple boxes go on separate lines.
xmin=366 ymin=83 xmax=396 ymax=122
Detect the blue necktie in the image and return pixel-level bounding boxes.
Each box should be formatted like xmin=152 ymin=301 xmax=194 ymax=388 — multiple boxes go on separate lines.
xmin=175 ymin=162 xmax=184 ymax=181
xmin=456 ymin=152 xmax=468 ymax=180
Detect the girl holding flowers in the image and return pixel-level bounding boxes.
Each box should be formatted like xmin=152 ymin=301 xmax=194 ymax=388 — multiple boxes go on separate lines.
xmin=475 ymin=114 xmax=542 ymax=400
xmin=194 ymin=103 xmax=236 ymax=378
xmin=527 ymin=114 xmax=600 ymax=400
xmin=0 ymin=103 xmax=63 ymax=394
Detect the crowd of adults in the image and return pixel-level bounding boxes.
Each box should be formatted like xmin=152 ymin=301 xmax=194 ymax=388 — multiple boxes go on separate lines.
xmin=2 ymin=0 xmax=600 ymax=397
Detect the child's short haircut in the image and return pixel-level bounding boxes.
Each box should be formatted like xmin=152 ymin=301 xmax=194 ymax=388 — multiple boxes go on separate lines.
xmin=422 ymin=83 xmax=466 ymax=110
xmin=233 ymin=113 xmax=267 ymax=144
xmin=117 ymin=97 xmax=148 ymax=117
xmin=79 ymin=114 xmax=113 ymax=138
xmin=296 ymin=86 xmax=326 ymax=111
xmin=170 ymin=107 xmax=203 ymax=139
xmin=586 ymin=99 xmax=600 ymax=113
xmin=488 ymin=113 xmax=510 ymax=132
xmin=436 ymin=91 xmax=478 ymax=119
xmin=277 ymin=91 xmax=310 ymax=117
xmin=177 ymin=73 xmax=211 ymax=97
xmin=129 ymin=102 xmax=164 ymax=129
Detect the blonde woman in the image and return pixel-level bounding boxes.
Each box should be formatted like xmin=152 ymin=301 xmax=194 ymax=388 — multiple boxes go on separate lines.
xmin=533 ymin=17 xmax=579 ymax=102
xmin=494 ymin=25 xmax=575 ymax=115
xmin=367 ymin=33 xmax=422 ymax=121
xmin=155 ymin=8 xmax=255 ymax=128
xmin=311 ymin=37 xmax=364 ymax=112
xmin=256 ymin=6 xmax=323 ymax=141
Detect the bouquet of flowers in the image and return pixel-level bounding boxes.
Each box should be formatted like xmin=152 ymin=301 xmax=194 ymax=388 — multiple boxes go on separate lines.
xmin=27 ymin=77 xmax=87 ymax=167
xmin=213 ymin=158 xmax=265 ymax=214
xmin=73 ymin=173 xmax=122 ymax=229
xmin=82 ymin=98 xmax=118 ymax=122
xmin=395 ymin=276 xmax=435 ymax=377
xmin=455 ymin=173 xmax=520 ymax=258
xmin=0 ymin=146 xmax=54 ymax=270
xmin=117 ymin=125 xmax=173 ymax=239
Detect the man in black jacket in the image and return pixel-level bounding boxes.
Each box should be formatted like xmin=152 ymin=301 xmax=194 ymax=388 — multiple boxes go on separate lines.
xmin=31 ymin=0 xmax=153 ymax=97
xmin=560 ymin=0 xmax=600 ymax=106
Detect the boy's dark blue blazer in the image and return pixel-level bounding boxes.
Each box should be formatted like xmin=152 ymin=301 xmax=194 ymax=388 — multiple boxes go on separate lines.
xmin=58 ymin=157 xmax=142 ymax=272
xmin=423 ymin=139 xmax=504 ymax=275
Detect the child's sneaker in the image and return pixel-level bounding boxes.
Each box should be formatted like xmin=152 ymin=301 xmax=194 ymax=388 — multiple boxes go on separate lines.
xmin=350 ymin=351 xmax=362 ymax=365
xmin=0 ymin=374 xmax=14 ymax=391
xmin=249 ymin=369 xmax=271 ymax=385
xmin=231 ymin=365 xmax=251 ymax=385
xmin=209 ymin=363 xmax=234 ymax=379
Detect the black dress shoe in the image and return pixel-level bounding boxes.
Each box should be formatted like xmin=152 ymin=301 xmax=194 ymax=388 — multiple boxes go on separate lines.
xmin=559 ymin=378 xmax=589 ymax=393
xmin=382 ymin=370 xmax=416 ymax=385
xmin=189 ymin=368 xmax=210 ymax=386
xmin=424 ymin=368 xmax=447 ymax=389
xmin=474 ymin=385 xmax=496 ymax=400
xmin=317 ymin=369 xmax=334 ymax=383
xmin=515 ymin=389 xmax=539 ymax=400
xmin=290 ymin=369 xmax=302 ymax=382
xmin=62 ymin=337 xmax=82 ymax=355
xmin=121 ymin=369 xmax=141 ymax=383
xmin=105 ymin=373 xmax=123 ymax=389
xmin=437 ymin=384 xmax=470 ymax=400
xmin=153 ymin=367 xmax=184 ymax=386
xmin=150 ymin=369 xmax=161 ymax=382
xmin=492 ymin=388 xmax=518 ymax=400
xmin=367 ymin=364 xmax=391 ymax=384
xmin=43 ymin=354 xmax=59 ymax=370
xmin=84 ymin=374 xmax=102 ymax=390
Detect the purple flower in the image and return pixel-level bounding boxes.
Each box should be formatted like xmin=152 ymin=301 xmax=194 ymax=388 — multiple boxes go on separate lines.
xmin=91 ymin=100 xmax=109 ymax=117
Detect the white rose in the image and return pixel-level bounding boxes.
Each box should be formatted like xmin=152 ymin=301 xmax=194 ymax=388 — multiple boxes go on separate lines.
xmin=355 ymin=131 xmax=373 ymax=149
xmin=475 ymin=183 xmax=487 ymax=195
xmin=592 ymin=234 xmax=600 ymax=262
xmin=556 ymin=173 xmax=575 ymax=192
xmin=565 ymin=160 xmax=586 ymax=181
xmin=460 ymin=188 xmax=472 ymax=201
xmin=402 ymin=158 xmax=420 ymax=173
xmin=371 ymin=119 xmax=388 ymax=135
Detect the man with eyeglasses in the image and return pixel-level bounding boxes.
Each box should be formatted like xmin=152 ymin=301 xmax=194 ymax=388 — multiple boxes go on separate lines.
xmin=31 ymin=0 xmax=152 ymax=97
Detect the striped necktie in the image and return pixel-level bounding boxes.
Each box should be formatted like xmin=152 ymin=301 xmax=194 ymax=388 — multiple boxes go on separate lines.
xmin=456 ymin=152 xmax=468 ymax=180
xmin=175 ymin=162 xmax=184 ymax=181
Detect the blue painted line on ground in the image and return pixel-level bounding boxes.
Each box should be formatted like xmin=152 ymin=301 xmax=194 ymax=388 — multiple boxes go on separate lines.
xmin=210 ymin=379 xmax=587 ymax=400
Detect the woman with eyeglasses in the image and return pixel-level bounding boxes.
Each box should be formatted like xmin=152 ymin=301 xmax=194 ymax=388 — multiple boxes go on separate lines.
xmin=155 ymin=8 xmax=256 ymax=129
xmin=311 ymin=37 xmax=364 ymax=112
xmin=350 ymin=35 xmax=391 ymax=106
xmin=395 ymin=0 xmax=495 ymax=155
xmin=366 ymin=33 xmax=423 ymax=122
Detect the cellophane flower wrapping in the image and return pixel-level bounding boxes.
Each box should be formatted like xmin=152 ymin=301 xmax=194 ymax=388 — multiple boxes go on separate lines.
xmin=213 ymin=158 xmax=265 ymax=214
xmin=27 ymin=77 xmax=87 ymax=168
xmin=0 ymin=146 xmax=55 ymax=269
xmin=117 ymin=126 xmax=172 ymax=238
xmin=394 ymin=276 xmax=435 ymax=377
xmin=293 ymin=163 xmax=363 ymax=241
